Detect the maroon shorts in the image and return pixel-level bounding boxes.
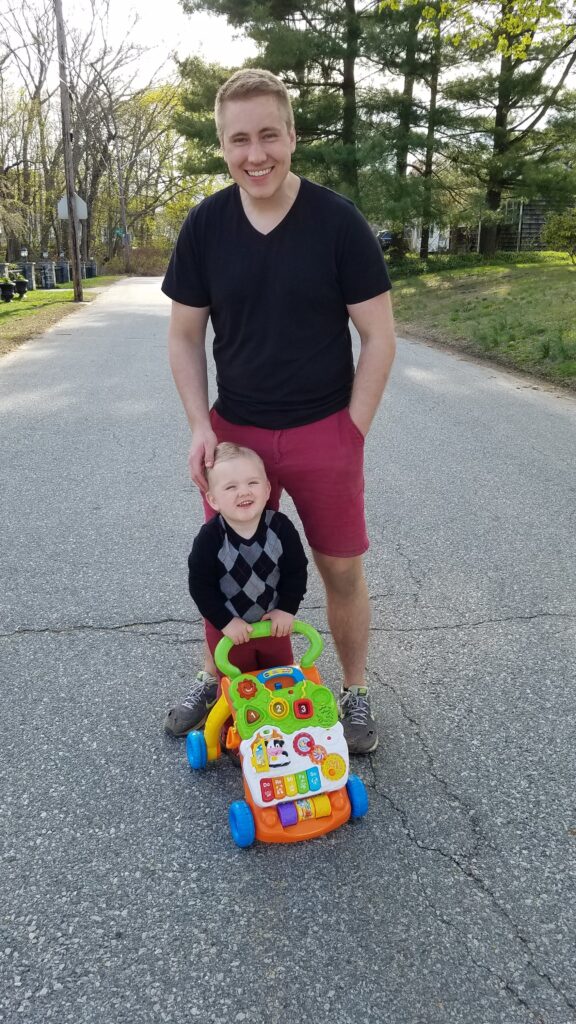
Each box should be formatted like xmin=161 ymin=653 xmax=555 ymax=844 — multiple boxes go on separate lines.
xmin=207 ymin=407 xmax=368 ymax=558
xmin=205 ymin=621 xmax=294 ymax=677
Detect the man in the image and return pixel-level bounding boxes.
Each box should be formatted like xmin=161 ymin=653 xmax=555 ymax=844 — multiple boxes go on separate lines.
xmin=162 ymin=68 xmax=396 ymax=753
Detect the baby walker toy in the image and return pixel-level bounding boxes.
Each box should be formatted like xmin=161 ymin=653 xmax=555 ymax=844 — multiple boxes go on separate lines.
xmin=186 ymin=619 xmax=369 ymax=847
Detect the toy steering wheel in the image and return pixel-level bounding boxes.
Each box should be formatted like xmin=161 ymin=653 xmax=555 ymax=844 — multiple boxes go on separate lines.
xmin=214 ymin=619 xmax=323 ymax=680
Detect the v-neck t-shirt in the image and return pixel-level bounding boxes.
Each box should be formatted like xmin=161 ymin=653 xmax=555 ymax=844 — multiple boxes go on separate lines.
xmin=162 ymin=177 xmax=391 ymax=429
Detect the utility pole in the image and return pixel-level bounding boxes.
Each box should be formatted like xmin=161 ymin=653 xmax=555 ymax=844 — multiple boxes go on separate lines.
xmin=54 ymin=0 xmax=83 ymax=302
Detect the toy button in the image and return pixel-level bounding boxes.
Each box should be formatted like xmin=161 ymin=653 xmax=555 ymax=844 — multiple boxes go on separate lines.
xmin=295 ymin=771 xmax=309 ymax=794
xmin=307 ymin=766 xmax=322 ymax=791
xmin=310 ymin=744 xmax=327 ymax=765
xmin=270 ymin=697 xmax=289 ymax=719
xmin=238 ymin=678 xmax=257 ymax=699
xmin=260 ymin=779 xmax=275 ymax=802
xmin=284 ymin=774 xmax=298 ymax=796
xmin=273 ymin=777 xmax=286 ymax=799
xmin=321 ymin=754 xmax=346 ymax=781
xmin=316 ymin=705 xmax=336 ymax=727
xmin=246 ymin=708 xmax=260 ymax=724
xmin=293 ymin=732 xmax=314 ymax=756
xmin=278 ymin=802 xmax=298 ymax=827
xmin=295 ymin=798 xmax=315 ymax=821
xmin=294 ymin=698 xmax=313 ymax=719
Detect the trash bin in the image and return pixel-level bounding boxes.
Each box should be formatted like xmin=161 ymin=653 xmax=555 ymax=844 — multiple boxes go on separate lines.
xmin=57 ymin=261 xmax=71 ymax=283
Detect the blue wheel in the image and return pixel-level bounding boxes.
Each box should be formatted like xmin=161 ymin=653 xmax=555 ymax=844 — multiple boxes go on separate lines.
xmin=186 ymin=731 xmax=207 ymax=770
xmin=229 ymin=800 xmax=256 ymax=848
xmin=346 ymin=774 xmax=369 ymax=819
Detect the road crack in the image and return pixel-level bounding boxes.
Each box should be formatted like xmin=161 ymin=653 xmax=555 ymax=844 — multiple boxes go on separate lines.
xmin=364 ymin=717 xmax=576 ymax=1019
xmin=369 ymin=610 xmax=576 ymax=634
xmin=372 ymin=668 xmax=496 ymax=860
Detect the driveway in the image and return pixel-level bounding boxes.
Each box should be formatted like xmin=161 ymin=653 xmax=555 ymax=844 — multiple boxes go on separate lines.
xmin=1 ymin=278 xmax=575 ymax=1024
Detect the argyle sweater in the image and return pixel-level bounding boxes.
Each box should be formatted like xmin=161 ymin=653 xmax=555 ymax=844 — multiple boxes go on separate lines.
xmin=188 ymin=509 xmax=308 ymax=631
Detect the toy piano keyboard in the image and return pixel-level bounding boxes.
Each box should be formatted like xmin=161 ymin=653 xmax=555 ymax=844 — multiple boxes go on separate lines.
xmin=185 ymin=620 xmax=369 ymax=847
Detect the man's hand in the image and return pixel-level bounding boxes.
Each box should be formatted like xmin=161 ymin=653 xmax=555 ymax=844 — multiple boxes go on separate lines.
xmin=189 ymin=427 xmax=218 ymax=491
xmin=222 ymin=617 xmax=253 ymax=645
xmin=347 ymin=291 xmax=396 ymax=437
xmin=261 ymin=609 xmax=295 ymax=637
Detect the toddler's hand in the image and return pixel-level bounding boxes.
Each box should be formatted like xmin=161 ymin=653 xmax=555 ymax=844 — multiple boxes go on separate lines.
xmin=261 ymin=610 xmax=294 ymax=637
xmin=222 ymin=618 xmax=253 ymax=645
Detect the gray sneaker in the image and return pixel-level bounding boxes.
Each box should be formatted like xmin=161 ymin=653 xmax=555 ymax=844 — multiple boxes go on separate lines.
xmin=339 ymin=686 xmax=379 ymax=754
xmin=164 ymin=671 xmax=218 ymax=737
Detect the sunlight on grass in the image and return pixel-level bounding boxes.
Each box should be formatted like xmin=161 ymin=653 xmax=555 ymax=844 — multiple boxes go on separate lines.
xmin=55 ymin=275 xmax=121 ymax=291
xmin=0 ymin=276 xmax=121 ymax=358
xmin=392 ymin=263 xmax=576 ymax=385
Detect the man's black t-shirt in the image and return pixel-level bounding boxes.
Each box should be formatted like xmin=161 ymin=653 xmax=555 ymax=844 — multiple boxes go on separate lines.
xmin=162 ymin=177 xmax=391 ymax=429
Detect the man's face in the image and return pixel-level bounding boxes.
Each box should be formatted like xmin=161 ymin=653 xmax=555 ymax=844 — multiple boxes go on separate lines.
xmin=219 ymin=94 xmax=296 ymax=201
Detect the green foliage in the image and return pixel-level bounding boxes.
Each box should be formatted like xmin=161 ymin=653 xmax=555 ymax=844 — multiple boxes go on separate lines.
xmin=105 ymin=246 xmax=172 ymax=276
xmin=542 ymin=208 xmax=576 ymax=262
xmin=173 ymin=56 xmax=233 ymax=177
xmin=387 ymin=248 xmax=573 ymax=276
xmin=176 ymin=0 xmax=576 ymax=244
xmin=175 ymin=2 xmax=409 ymax=211
xmin=391 ymin=259 xmax=576 ymax=384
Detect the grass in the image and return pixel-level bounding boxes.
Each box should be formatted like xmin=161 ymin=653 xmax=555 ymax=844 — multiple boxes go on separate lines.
xmin=390 ymin=255 xmax=576 ymax=387
xmin=53 ymin=275 xmax=122 ymax=290
xmin=0 ymin=276 xmax=121 ymax=358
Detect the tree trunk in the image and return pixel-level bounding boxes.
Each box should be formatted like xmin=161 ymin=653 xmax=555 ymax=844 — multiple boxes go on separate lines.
xmin=341 ymin=0 xmax=360 ymax=203
xmin=479 ymin=188 xmax=502 ymax=255
xmin=479 ymin=44 xmax=513 ymax=256
xmin=392 ymin=3 xmax=419 ymax=257
xmin=395 ymin=4 xmax=419 ymax=179
xmin=419 ymin=17 xmax=441 ymax=260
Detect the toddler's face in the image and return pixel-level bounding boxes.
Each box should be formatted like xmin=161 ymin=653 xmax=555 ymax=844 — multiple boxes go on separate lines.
xmin=206 ymin=456 xmax=271 ymax=528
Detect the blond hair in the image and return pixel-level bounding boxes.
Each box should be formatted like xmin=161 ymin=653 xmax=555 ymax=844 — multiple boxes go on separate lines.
xmin=206 ymin=442 xmax=266 ymax=484
xmin=215 ymin=68 xmax=294 ymax=141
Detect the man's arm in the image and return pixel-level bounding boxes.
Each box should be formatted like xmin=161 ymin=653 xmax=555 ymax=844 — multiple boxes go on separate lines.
xmin=167 ymin=299 xmax=214 ymax=489
xmin=347 ymin=290 xmax=396 ymax=437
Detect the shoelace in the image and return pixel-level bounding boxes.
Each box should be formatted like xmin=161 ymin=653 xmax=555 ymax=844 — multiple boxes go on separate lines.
xmin=182 ymin=675 xmax=212 ymax=710
xmin=341 ymin=691 xmax=371 ymax=725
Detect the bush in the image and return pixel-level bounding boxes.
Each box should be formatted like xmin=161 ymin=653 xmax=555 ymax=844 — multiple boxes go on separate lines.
xmin=105 ymin=246 xmax=172 ymax=276
xmin=386 ymin=249 xmax=570 ymax=279
xmin=542 ymin=209 xmax=576 ymax=263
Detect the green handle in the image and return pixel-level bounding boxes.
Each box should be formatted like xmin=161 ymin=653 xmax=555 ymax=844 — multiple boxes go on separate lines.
xmin=214 ymin=619 xmax=323 ymax=680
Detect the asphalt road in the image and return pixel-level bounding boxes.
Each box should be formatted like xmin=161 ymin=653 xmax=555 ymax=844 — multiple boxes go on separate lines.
xmin=1 ymin=278 xmax=575 ymax=1024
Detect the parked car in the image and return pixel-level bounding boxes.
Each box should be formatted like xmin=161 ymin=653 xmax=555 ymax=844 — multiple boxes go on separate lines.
xmin=376 ymin=230 xmax=393 ymax=252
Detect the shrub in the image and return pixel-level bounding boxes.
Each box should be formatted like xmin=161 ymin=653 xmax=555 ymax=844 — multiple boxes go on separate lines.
xmin=105 ymin=246 xmax=172 ymax=276
xmin=542 ymin=209 xmax=576 ymax=263
xmin=386 ymin=249 xmax=570 ymax=279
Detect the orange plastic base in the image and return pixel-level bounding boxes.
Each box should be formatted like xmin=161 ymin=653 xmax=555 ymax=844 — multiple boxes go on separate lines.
xmin=245 ymin=782 xmax=351 ymax=843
